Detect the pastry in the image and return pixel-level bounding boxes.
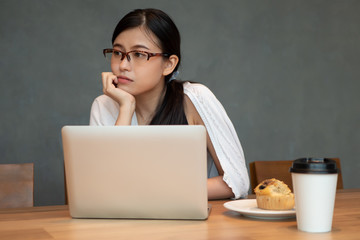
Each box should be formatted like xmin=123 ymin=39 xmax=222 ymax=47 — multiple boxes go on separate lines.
xmin=254 ymin=178 xmax=295 ymax=210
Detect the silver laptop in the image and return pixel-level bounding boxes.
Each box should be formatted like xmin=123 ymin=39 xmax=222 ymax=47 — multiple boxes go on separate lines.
xmin=62 ymin=125 xmax=208 ymax=220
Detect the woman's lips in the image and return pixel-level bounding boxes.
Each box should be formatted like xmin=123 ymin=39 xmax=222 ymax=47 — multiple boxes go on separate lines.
xmin=117 ymin=76 xmax=133 ymax=84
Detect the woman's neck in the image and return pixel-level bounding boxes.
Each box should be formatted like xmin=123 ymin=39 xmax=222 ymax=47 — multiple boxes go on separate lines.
xmin=135 ymin=85 xmax=166 ymax=125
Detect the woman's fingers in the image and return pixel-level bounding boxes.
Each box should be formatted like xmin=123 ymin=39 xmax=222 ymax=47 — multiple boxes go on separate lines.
xmin=102 ymin=72 xmax=117 ymax=95
xmin=101 ymin=72 xmax=135 ymax=108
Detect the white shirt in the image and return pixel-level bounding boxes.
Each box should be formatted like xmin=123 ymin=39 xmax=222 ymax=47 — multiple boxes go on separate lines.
xmin=89 ymin=82 xmax=249 ymax=198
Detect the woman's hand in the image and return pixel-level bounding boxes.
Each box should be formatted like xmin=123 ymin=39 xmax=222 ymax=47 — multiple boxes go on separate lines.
xmin=102 ymin=72 xmax=136 ymax=125
xmin=102 ymin=72 xmax=135 ymax=106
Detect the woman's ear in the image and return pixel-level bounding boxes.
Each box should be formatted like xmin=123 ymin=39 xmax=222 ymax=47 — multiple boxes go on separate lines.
xmin=162 ymin=55 xmax=179 ymax=77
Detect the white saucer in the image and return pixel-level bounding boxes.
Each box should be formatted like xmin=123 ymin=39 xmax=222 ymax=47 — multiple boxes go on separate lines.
xmin=224 ymin=199 xmax=296 ymax=220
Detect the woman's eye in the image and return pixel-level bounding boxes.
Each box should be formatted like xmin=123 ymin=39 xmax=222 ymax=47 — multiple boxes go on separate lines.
xmin=133 ymin=52 xmax=147 ymax=58
xmin=114 ymin=51 xmax=122 ymax=56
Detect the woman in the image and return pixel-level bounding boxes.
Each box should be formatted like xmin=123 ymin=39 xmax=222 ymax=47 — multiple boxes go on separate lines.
xmin=90 ymin=8 xmax=249 ymax=199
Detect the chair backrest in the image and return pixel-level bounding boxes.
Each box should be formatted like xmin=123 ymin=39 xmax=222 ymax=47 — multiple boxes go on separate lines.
xmin=249 ymin=158 xmax=343 ymax=193
xmin=0 ymin=163 xmax=34 ymax=208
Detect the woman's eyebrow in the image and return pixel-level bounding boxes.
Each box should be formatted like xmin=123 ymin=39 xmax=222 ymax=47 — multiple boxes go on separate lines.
xmin=112 ymin=43 xmax=150 ymax=50
xmin=112 ymin=43 xmax=124 ymax=49
xmin=131 ymin=44 xmax=150 ymax=50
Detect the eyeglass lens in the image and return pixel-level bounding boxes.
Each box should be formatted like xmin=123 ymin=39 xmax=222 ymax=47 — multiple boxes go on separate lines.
xmin=104 ymin=50 xmax=150 ymax=64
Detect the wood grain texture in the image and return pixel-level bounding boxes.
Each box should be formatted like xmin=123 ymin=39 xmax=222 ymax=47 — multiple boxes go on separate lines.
xmin=0 ymin=189 xmax=358 ymax=240
xmin=0 ymin=163 xmax=34 ymax=208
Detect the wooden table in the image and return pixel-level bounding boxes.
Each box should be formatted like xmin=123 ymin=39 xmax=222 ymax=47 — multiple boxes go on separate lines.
xmin=0 ymin=189 xmax=359 ymax=240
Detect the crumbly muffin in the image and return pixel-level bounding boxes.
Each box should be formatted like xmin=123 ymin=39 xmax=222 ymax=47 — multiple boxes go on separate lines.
xmin=254 ymin=178 xmax=295 ymax=210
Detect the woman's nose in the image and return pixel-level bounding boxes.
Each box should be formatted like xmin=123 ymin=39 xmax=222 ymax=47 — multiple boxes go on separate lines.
xmin=118 ymin=55 xmax=132 ymax=71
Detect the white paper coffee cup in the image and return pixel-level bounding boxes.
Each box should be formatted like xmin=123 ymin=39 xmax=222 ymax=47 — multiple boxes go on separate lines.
xmin=290 ymin=158 xmax=339 ymax=233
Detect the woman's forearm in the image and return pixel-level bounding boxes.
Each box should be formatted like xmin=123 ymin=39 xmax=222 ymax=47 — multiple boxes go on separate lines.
xmin=207 ymin=176 xmax=234 ymax=200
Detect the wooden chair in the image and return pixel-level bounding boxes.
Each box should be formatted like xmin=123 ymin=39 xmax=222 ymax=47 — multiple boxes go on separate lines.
xmin=0 ymin=163 xmax=34 ymax=208
xmin=249 ymin=158 xmax=343 ymax=193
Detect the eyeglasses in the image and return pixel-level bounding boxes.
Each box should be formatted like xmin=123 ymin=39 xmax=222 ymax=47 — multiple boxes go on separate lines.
xmin=103 ymin=48 xmax=170 ymax=65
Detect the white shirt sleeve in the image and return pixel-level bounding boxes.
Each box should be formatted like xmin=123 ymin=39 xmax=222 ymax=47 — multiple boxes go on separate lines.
xmin=89 ymin=95 xmax=119 ymax=126
xmin=89 ymin=95 xmax=138 ymax=126
xmin=184 ymin=82 xmax=250 ymax=198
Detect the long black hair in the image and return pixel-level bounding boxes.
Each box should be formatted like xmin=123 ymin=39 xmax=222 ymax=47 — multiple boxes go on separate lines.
xmin=112 ymin=8 xmax=188 ymax=125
